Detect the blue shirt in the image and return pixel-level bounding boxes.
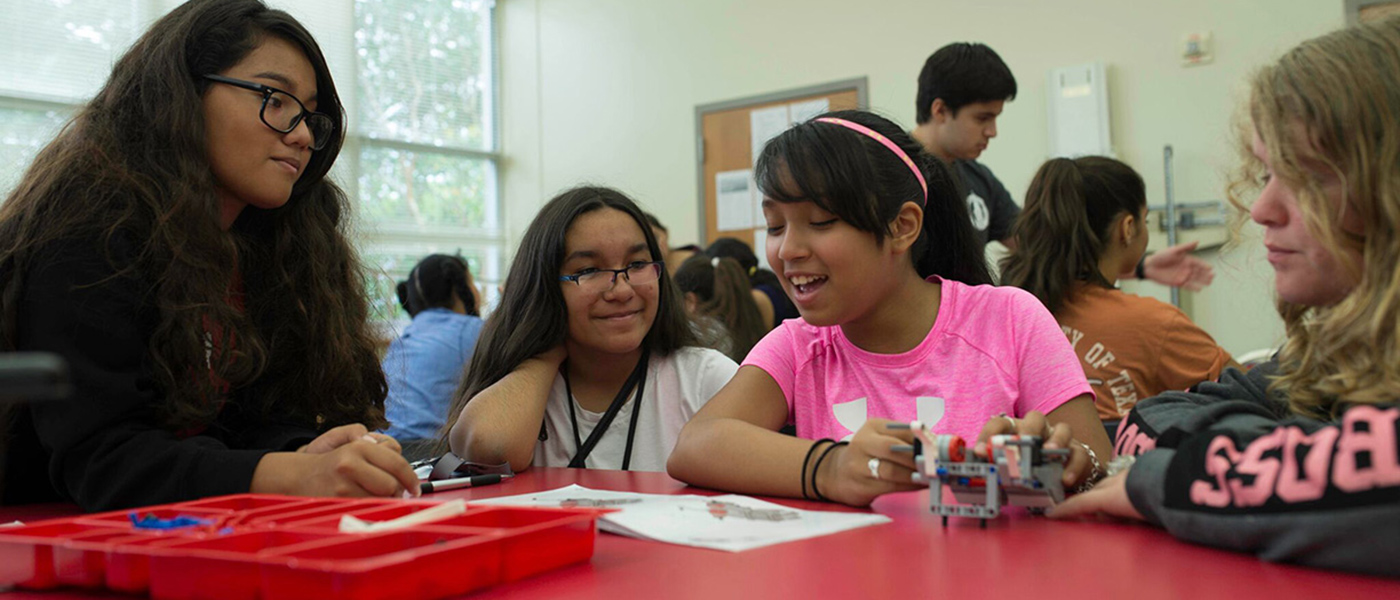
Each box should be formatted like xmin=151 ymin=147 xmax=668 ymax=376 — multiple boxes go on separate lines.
xmin=381 ymin=308 xmax=484 ymax=441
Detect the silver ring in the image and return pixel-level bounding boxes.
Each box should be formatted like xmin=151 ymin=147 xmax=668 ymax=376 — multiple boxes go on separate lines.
xmin=867 ymin=457 xmax=881 ymax=479
xmin=1001 ymin=415 xmax=1018 ymax=430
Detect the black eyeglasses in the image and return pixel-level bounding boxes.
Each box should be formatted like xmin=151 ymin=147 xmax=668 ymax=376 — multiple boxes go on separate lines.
xmin=203 ymin=74 xmax=334 ymax=151
xmin=558 ymin=261 xmax=663 ymax=294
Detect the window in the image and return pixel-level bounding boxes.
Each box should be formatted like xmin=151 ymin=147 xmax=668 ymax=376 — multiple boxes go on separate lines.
xmin=0 ymin=0 xmax=160 ymax=193
xmin=0 ymin=0 xmax=502 ymax=326
xmin=352 ymin=0 xmax=502 ymax=324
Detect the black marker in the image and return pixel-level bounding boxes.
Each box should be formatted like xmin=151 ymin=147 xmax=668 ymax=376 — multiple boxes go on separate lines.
xmin=419 ymin=474 xmax=512 ymax=494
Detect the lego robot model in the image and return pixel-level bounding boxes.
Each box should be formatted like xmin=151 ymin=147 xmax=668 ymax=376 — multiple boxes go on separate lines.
xmin=894 ymin=421 xmax=1070 ymax=526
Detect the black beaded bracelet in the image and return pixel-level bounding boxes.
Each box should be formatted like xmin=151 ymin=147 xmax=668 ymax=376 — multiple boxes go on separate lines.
xmin=800 ymin=438 xmax=835 ymax=500
xmin=810 ymin=441 xmax=849 ymax=502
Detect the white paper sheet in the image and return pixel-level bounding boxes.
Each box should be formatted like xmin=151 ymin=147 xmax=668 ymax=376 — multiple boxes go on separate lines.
xmin=788 ymin=98 xmax=830 ymax=124
xmin=750 ymin=105 xmax=791 ymax=168
xmin=473 ymin=484 xmax=890 ymax=552
xmin=715 ymin=169 xmax=755 ymax=231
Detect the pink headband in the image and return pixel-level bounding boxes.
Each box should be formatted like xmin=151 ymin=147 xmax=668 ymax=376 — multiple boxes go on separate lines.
xmin=814 ymin=117 xmax=927 ymax=205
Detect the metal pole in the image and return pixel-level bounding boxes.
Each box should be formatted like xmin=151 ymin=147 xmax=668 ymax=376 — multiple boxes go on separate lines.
xmin=1163 ymin=145 xmax=1180 ymax=307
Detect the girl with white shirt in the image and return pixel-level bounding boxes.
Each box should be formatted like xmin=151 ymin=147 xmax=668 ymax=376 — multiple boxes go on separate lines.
xmin=446 ymin=186 xmax=737 ymax=472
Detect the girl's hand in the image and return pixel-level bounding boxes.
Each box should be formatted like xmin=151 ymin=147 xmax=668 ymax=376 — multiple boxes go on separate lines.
xmin=1048 ymin=470 xmax=1145 ymax=521
xmin=299 ymin=424 xmax=403 ymax=456
xmin=974 ymin=410 xmax=1095 ymax=490
xmin=813 ymin=419 xmax=925 ymax=507
xmin=255 ymin=439 xmax=421 ymax=499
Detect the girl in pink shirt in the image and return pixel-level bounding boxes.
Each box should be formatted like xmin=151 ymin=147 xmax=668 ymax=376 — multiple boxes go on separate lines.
xmin=668 ymin=110 xmax=1111 ymax=507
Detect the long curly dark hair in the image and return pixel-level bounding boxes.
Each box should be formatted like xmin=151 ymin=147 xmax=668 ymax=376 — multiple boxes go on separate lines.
xmin=0 ymin=0 xmax=387 ymax=431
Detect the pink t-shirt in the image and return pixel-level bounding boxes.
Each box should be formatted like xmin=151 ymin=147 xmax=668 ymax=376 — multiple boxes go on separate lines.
xmin=743 ymin=278 xmax=1093 ymax=443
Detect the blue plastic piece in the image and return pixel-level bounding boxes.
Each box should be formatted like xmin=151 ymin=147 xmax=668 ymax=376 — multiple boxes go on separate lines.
xmin=128 ymin=512 xmax=215 ymax=530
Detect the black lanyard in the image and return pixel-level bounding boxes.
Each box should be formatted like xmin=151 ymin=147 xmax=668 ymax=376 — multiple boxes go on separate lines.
xmin=562 ymin=348 xmax=650 ymax=470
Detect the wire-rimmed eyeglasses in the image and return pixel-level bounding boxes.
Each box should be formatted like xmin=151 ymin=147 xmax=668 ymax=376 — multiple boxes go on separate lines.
xmin=558 ymin=261 xmax=663 ymax=294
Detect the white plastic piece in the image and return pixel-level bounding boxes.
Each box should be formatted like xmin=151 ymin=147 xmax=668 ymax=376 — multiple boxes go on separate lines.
xmin=338 ymin=499 xmax=467 ymax=533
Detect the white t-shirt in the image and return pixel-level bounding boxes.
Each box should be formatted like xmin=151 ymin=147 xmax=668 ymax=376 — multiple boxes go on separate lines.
xmin=533 ymin=347 xmax=737 ymax=472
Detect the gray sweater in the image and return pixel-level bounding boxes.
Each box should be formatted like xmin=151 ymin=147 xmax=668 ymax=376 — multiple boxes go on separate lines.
xmin=1120 ymin=361 xmax=1400 ymax=577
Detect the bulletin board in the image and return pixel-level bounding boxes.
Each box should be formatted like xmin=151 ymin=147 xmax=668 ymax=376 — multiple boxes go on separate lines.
xmin=694 ymin=78 xmax=867 ymax=257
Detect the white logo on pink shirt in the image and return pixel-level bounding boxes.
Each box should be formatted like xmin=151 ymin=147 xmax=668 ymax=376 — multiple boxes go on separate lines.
xmin=832 ymin=397 xmax=945 ymax=441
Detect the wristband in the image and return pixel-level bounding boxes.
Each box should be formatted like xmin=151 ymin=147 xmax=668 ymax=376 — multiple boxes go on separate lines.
xmin=810 ymin=441 xmax=849 ymax=502
xmin=800 ymin=439 xmax=834 ymax=500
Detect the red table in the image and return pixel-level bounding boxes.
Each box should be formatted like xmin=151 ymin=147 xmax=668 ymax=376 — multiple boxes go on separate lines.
xmin=3 ymin=467 xmax=1396 ymax=599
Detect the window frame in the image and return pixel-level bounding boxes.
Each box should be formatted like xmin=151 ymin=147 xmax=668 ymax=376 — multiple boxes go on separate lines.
xmin=346 ymin=0 xmax=505 ymax=325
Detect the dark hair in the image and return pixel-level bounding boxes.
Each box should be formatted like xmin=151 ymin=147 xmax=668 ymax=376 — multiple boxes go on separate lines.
xmin=915 ymin=43 xmax=1018 ymax=124
xmin=705 ymin=238 xmax=757 ymax=272
xmin=755 ymin=110 xmax=991 ymax=285
xmin=442 ymin=186 xmax=696 ymax=440
xmin=705 ymin=237 xmax=785 ymax=297
xmin=0 ymin=0 xmax=384 ymax=430
xmin=674 ymin=255 xmax=766 ymax=361
xmin=999 ymin=156 xmax=1146 ymax=314
xmin=397 ymin=254 xmax=478 ymax=317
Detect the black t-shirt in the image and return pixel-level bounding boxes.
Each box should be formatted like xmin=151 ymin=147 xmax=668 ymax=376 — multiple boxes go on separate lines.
xmin=954 ymin=159 xmax=1021 ymax=247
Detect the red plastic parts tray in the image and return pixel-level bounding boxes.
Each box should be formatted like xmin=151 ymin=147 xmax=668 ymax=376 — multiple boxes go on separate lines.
xmin=0 ymin=494 xmax=604 ymax=600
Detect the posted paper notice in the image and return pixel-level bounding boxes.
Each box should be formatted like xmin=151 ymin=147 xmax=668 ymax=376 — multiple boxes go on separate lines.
xmin=750 ymin=105 xmax=791 ymax=168
xmin=788 ymin=98 xmax=829 ymax=124
xmin=715 ymin=169 xmax=755 ymax=232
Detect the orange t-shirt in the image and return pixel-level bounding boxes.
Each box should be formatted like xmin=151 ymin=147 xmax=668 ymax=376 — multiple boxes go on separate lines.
xmin=1054 ymin=284 xmax=1232 ymax=420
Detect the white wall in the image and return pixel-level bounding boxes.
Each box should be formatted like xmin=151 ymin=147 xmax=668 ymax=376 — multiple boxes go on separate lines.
xmin=499 ymin=0 xmax=1346 ymax=355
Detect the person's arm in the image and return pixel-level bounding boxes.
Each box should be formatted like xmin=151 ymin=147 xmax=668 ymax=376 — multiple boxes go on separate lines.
xmin=667 ymin=365 xmax=809 ymax=496
xmin=1057 ymin=401 xmax=1400 ymax=578
xmin=1050 ymin=394 xmax=1113 ymax=482
xmin=1125 ymin=241 xmax=1216 ymax=291
xmin=667 ymin=366 xmax=922 ymax=507
xmin=448 ymin=345 xmax=565 ymax=473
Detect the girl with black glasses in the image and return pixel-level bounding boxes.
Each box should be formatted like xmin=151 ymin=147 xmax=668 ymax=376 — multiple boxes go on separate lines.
xmin=0 ymin=0 xmax=417 ymax=510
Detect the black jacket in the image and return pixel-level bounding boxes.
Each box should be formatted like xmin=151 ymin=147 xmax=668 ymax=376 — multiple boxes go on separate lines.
xmin=3 ymin=236 xmax=319 ymax=511
xmin=1120 ymin=361 xmax=1400 ymax=577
